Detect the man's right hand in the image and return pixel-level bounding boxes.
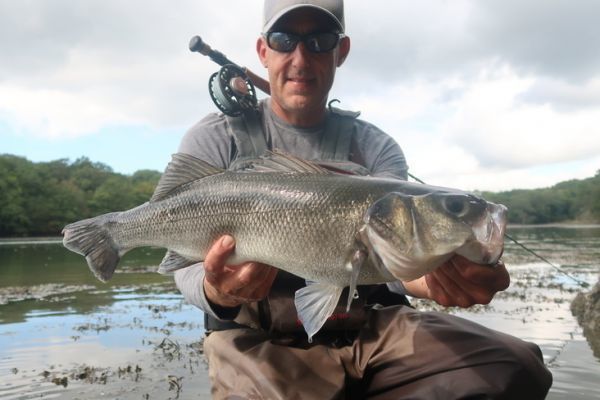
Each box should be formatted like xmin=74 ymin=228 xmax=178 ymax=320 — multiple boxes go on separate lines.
xmin=203 ymin=235 xmax=278 ymax=308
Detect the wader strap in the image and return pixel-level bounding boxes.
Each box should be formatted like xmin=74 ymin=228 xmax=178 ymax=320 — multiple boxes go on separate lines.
xmin=204 ymin=313 xmax=247 ymax=333
xmin=226 ymin=110 xmax=267 ymax=167
xmin=319 ymin=107 xmax=360 ymax=161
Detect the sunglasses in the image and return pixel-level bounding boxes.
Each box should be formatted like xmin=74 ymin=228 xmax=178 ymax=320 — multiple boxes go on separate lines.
xmin=265 ymin=31 xmax=344 ymax=54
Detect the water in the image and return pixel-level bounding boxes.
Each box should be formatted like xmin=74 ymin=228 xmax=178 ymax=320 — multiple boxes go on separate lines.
xmin=0 ymin=227 xmax=599 ymax=399
xmin=0 ymin=240 xmax=210 ymax=399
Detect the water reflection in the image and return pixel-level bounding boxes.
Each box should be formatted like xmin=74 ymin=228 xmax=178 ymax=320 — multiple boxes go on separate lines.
xmin=0 ymin=227 xmax=599 ymax=399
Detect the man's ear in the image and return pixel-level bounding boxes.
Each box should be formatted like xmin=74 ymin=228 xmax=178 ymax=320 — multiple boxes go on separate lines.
xmin=257 ymin=37 xmax=268 ymax=67
xmin=336 ymin=36 xmax=351 ymax=67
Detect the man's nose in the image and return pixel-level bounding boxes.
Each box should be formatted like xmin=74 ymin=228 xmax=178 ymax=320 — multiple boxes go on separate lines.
xmin=290 ymin=42 xmax=312 ymax=67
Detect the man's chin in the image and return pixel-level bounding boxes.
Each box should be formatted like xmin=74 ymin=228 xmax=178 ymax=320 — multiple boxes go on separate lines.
xmin=284 ymin=95 xmax=319 ymax=111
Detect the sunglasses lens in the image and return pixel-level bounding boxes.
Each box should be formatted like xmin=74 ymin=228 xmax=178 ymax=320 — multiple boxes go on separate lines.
xmin=306 ymin=33 xmax=339 ymax=53
xmin=267 ymin=32 xmax=340 ymax=53
xmin=267 ymin=32 xmax=298 ymax=52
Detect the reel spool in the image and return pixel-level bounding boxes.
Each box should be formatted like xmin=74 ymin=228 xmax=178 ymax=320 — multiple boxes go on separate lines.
xmin=208 ymin=64 xmax=257 ymax=116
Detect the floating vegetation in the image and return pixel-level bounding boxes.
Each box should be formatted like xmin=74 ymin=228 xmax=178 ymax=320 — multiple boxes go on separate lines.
xmin=74 ymin=318 xmax=111 ymax=333
xmin=154 ymin=337 xmax=182 ymax=362
xmin=52 ymin=376 xmax=69 ymax=387
xmin=41 ymin=363 xmax=144 ymax=388
xmin=167 ymin=374 xmax=183 ymax=399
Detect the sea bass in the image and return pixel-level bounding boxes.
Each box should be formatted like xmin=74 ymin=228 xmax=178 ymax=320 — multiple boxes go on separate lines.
xmin=62 ymin=151 xmax=507 ymax=339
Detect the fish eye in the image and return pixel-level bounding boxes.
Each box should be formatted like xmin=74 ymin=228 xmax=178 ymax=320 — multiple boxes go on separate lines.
xmin=442 ymin=196 xmax=469 ymax=217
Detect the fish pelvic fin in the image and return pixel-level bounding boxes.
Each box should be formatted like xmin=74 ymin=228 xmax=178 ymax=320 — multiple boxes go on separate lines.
xmin=294 ymin=283 xmax=344 ymax=342
xmin=62 ymin=213 xmax=122 ymax=282
xmin=151 ymin=153 xmax=224 ymax=202
xmin=158 ymin=251 xmax=197 ymax=274
xmin=346 ymin=249 xmax=367 ymax=312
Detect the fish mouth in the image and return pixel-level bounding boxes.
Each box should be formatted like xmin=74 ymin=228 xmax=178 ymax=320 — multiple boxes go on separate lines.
xmin=456 ymin=202 xmax=507 ymax=265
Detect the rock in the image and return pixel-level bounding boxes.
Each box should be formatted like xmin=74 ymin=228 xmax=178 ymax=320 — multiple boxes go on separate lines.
xmin=571 ymin=278 xmax=600 ymax=358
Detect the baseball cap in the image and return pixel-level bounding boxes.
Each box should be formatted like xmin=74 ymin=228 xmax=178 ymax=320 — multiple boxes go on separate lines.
xmin=263 ymin=0 xmax=345 ymax=33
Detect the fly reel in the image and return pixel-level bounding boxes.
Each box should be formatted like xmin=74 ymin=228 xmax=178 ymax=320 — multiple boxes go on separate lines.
xmin=208 ymin=64 xmax=257 ymax=116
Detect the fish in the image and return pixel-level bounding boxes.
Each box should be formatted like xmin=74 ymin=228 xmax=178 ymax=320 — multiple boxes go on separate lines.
xmin=62 ymin=151 xmax=507 ymax=339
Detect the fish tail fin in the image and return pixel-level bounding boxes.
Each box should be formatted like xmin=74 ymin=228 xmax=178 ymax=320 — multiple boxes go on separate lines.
xmin=62 ymin=212 xmax=122 ymax=282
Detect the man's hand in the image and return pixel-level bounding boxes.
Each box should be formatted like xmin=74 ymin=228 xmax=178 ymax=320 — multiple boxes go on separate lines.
xmin=403 ymin=255 xmax=510 ymax=308
xmin=203 ymin=235 xmax=278 ymax=308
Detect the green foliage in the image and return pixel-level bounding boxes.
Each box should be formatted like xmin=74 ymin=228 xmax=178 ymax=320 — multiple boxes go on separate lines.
xmin=0 ymin=154 xmax=160 ymax=237
xmin=0 ymin=154 xmax=598 ymax=236
xmin=482 ymin=172 xmax=600 ymax=224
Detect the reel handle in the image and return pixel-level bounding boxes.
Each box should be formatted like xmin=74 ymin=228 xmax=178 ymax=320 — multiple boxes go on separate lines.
xmin=189 ymin=35 xmax=271 ymax=95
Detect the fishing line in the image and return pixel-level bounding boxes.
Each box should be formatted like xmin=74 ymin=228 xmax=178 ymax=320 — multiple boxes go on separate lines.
xmin=408 ymin=173 xmax=426 ymax=184
xmin=408 ymin=174 xmax=589 ymax=288
xmin=503 ymin=233 xmax=589 ymax=288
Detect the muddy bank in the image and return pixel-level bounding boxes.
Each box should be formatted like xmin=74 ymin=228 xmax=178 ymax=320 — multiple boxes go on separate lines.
xmin=571 ymin=278 xmax=600 ymax=358
xmin=0 ymin=284 xmax=95 ymax=305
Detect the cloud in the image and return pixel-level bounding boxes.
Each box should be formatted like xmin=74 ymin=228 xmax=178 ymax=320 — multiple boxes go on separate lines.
xmin=341 ymin=65 xmax=600 ymax=190
xmin=0 ymin=0 xmax=598 ymax=191
xmin=0 ymin=84 xmax=131 ymax=138
xmin=469 ymin=0 xmax=600 ymax=82
xmin=0 ymin=0 xmax=263 ymax=137
xmin=343 ymin=0 xmax=600 ymax=88
xmin=518 ymin=78 xmax=600 ymax=112
xmin=442 ymin=67 xmax=600 ymax=169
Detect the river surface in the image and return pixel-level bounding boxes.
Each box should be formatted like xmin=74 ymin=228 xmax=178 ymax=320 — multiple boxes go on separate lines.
xmin=0 ymin=226 xmax=599 ymax=399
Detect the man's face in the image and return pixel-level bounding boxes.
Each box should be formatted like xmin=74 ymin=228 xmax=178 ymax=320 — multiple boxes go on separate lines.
xmin=257 ymin=9 xmax=350 ymax=126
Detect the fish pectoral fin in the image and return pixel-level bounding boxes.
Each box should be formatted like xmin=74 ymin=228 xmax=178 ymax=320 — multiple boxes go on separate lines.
xmin=295 ymin=283 xmax=344 ymax=342
xmin=346 ymin=249 xmax=367 ymax=312
xmin=158 ymin=251 xmax=197 ymax=274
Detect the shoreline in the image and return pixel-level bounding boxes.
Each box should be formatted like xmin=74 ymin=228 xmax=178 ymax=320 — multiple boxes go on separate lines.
xmin=2 ymin=222 xmax=600 ymax=244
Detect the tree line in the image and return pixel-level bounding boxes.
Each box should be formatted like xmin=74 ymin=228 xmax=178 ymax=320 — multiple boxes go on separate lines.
xmin=481 ymin=170 xmax=600 ymax=224
xmin=0 ymin=154 xmax=598 ymax=237
xmin=0 ymin=154 xmax=161 ymax=236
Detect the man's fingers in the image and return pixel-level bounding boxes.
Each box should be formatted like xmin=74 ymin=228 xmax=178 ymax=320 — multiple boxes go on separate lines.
xmin=204 ymin=235 xmax=236 ymax=277
xmin=202 ymin=235 xmax=278 ymax=305
xmin=451 ymin=256 xmax=510 ymax=292
xmin=425 ymin=273 xmax=453 ymax=307
xmin=435 ymin=263 xmax=479 ymax=307
xmin=235 ymin=263 xmax=278 ymax=298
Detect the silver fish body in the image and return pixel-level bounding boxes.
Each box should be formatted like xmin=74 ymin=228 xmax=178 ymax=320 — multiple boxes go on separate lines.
xmin=63 ymin=152 xmax=507 ymax=338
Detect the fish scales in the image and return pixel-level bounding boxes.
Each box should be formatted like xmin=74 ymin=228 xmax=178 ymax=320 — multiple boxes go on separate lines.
xmin=105 ymin=171 xmax=393 ymax=286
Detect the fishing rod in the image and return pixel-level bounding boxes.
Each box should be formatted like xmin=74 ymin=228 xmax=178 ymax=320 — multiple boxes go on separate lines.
xmin=189 ymin=35 xmax=588 ymax=288
xmin=189 ymin=35 xmax=270 ymax=95
xmin=189 ymin=35 xmax=271 ymax=117
xmin=411 ymin=173 xmax=589 ymax=288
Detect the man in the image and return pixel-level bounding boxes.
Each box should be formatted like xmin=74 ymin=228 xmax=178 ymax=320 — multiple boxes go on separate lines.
xmin=174 ymin=0 xmax=552 ymax=398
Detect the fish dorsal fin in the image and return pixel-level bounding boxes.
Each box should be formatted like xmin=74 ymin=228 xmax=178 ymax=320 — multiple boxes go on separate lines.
xmin=250 ymin=150 xmax=332 ymax=175
xmin=151 ymin=153 xmax=224 ymax=202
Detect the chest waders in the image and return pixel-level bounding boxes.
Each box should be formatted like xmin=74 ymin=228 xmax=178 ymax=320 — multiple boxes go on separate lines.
xmin=204 ymin=103 xmax=410 ymax=336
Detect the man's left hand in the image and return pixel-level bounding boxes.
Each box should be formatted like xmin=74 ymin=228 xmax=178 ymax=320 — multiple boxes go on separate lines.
xmin=403 ymin=255 xmax=510 ymax=308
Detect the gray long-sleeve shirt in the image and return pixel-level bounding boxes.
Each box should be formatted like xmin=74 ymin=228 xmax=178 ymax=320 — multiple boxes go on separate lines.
xmin=174 ymin=100 xmax=409 ymax=320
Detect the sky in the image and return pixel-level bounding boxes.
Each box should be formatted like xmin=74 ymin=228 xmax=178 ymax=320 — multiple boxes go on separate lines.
xmin=1 ymin=0 xmax=599 ymax=192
